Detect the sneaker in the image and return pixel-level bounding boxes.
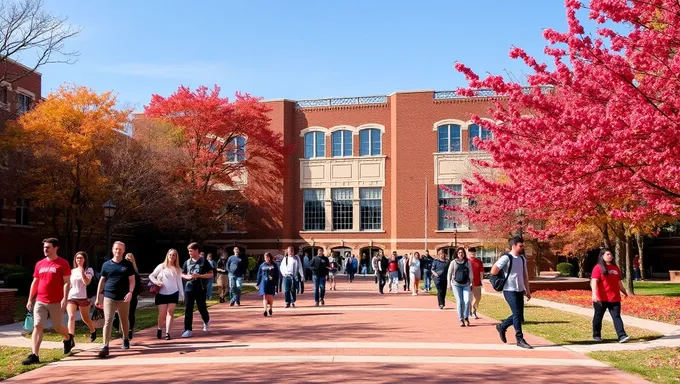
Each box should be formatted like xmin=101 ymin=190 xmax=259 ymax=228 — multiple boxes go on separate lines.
xmin=181 ymin=330 xmax=192 ymax=338
xmin=98 ymin=345 xmax=109 ymax=358
xmin=128 ymin=330 xmax=134 ymax=340
xmin=496 ymin=324 xmax=507 ymax=344
xmin=122 ymin=339 xmax=130 ymax=350
xmin=203 ymin=321 xmax=210 ymax=332
xmin=263 ymin=310 xmax=268 ymax=317
xmin=412 ymin=292 xmax=417 ymax=296
xmin=473 ymin=313 xmax=480 ymax=320
xmin=321 ymin=299 xmax=325 ymax=306
xmin=268 ymin=308 xmax=273 ymax=316
xmin=517 ymin=339 xmax=533 ymax=349
xmin=156 ymin=328 xmax=162 ymax=340
xmin=460 ymin=320 xmax=466 ymax=327
xmin=165 ymin=333 xmax=171 ymax=340
xmin=465 ymin=318 xmax=471 ymax=326
xmin=593 ymin=336 xmax=603 ymax=342
xmin=22 ymin=353 xmax=40 ymax=365
xmin=63 ymin=334 xmax=74 ymax=354
xmin=90 ymin=329 xmax=97 ymax=342
xmin=439 ymin=305 xmax=444 ymax=310
xmin=618 ymin=335 xmax=630 ymax=343
xmin=285 ymin=303 xmax=290 ymax=308
xmin=230 ymin=302 xmax=235 ymax=307
xmin=291 ymin=303 xmax=296 ymax=308
xmin=237 ymin=301 xmax=241 ymax=306
xmin=315 ymin=302 xmax=319 ymax=307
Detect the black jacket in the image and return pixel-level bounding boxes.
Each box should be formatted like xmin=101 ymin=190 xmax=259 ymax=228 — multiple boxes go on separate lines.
xmin=310 ymin=256 xmax=329 ymax=277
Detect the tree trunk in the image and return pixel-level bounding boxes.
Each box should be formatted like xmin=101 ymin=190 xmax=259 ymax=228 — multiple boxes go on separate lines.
xmin=614 ymin=234 xmax=622 ymax=271
xmin=601 ymin=224 xmax=611 ymax=249
xmin=625 ymin=234 xmax=634 ymax=294
xmin=635 ymin=233 xmax=645 ymax=280
xmin=578 ymin=254 xmax=585 ymax=278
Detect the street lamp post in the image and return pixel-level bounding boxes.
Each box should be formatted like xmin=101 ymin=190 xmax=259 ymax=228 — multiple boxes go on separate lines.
xmin=515 ymin=208 xmax=525 ymax=237
xmin=103 ymin=199 xmax=117 ymax=263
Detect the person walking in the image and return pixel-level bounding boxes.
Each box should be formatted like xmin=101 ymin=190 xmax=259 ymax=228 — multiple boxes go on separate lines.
xmin=181 ymin=243 xmax=213 ymax=338
xmin=345 ymin=253 xmax=358 ymax=284
xmin=148 ymin=249 xmax=184 ymax=340
xmin=468 ymin=247 xmax=485 ymax=319
xmin=447 ymin=247 xmax=474 ymax=327
xmin=294 ymin=248 xmax=305 ymax=295
xmin=591 ymin=248 xmax=630 ymax=343
xmin=215 ymin=252 xmax=229 ymax=303
xmin=303 ymin=249 xmax=312 ymax=282
xmin=205 ymin=253 xmax=216 ymax=300
xmin=372 ymin=252 xmax=381 ymax=285
xmin=431 ymin=250 xmax=451 ymax=309
xmin=377 ymin=251 xmax=389 ymax=294
xmin=95 ymin=241 xmax=136 ymax=358
xmin=328 ymin=253 xmax=339 ymax=291
xmin=23 ymin=238 xmax=74 ymax=365
xmin=227 ymin=247 xmax=247 ymax=306
xmin=388 ymin=254 xmax=400 ymax=293
xmin=123 ymin=253 xmax=141 ymax=340
xmin=421 ymin=250 xmax=434 ymax=292
xmin=280 ymin=246 xmax=301 ymax=308
xmin=399 ymin=253 xmax=410 ymax=292
xmin=409 ymin=252 xmax=422 ymax=295
xmin=360 ymin=253 xmax=369 ymax=276
xmin=256 ymin=252 xmax=280 ymax=316
xmin=632 ymin=254 xmax=641 ymax=282
xmin=310 ymin=248 xmax=330 ymax=306
xmin=492 ymin=236 xmax=532 ymax=349
xmin=387 ymin=251 xmax=398 ymax=292
xmin=66 ymin=251 xmax=97 ymax=343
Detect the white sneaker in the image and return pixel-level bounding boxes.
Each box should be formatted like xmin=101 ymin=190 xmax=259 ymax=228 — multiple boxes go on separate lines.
xmin=203 ymin=321 xmax=210 ymax=332
xmin=181 ymin=330 xmax=192 ymax=338
xmin=412 ymin=292 xmax=417 ymax=296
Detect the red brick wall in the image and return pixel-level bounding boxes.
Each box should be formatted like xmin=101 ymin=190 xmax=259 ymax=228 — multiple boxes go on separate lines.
xmin=0 ymin=289 xmax=18 ymax=325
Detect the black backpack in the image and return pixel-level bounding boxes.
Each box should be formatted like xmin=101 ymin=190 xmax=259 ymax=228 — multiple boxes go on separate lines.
xmin=454 ymin=261 xmax=470 ymax=284
xmin=490 ymin=253 xmax=525 ymax=291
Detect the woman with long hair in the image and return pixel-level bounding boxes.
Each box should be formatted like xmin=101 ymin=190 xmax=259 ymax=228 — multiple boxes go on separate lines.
xmin=149 ymin=249 xmax=184 ymax=340
xmin=591 ymin=248 xmax=630 ymax=343
xmin=66 ymin=251 xmax=97 ymax=342
xmin=432 ymin=250 xmax=451 ymax=309
xmin=388 ymin=254 xmax=400 ymax=293
xmin=256 ymin=252 xmax=280 ymax=317
xmin=409 ymin=252 xmax=422 ymax=296
xmin=447 ymin=247 xmax=474 ymax=326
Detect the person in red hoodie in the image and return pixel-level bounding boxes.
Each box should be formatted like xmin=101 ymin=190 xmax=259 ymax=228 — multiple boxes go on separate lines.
xmin=591 ymin=248 xmax=630 ymax=343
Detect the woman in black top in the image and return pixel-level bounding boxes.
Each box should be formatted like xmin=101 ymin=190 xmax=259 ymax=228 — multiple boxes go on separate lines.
xmin=431 ymin=249 xmax=451 ymax=309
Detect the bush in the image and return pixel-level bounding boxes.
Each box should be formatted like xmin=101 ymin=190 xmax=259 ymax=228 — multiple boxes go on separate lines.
xmin=5 ymin=273 xmax=32 ymax=295
xmin=247 ymin=257 xmax=257 ymax=272
xmin=557 ymin=262 xmax=576 ymax=277
xmin=0 ymin=264 xmax=27 ymax=280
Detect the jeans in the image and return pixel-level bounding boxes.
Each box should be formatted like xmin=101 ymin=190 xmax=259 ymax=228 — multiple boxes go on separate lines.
xmin=313 ymin=275 xmax=326 ymax=303
xmin=452 ymin=284 xmax=471 ymax=320
xmin=402 ymin=270 xmax=410 ymax=291
xmin=423 ymin=270 xmax=432 ymax=291
xmin=296 ymin=277 xmax=304 ymax=294
xmin=634 ymin=268 xmax=641 ymax=281
xmin=283 ymin=275 xmax=296 ymax=304
xmin=184 ymin=289 xmax=210 ymax=331
xmin=500 ymin=290 xmax=525 ymax=342
xmin=206 ymin=278 xmax=214 ymax=299
xmin=361 ymin=266 xmax=367 ymax=275
xmin=389 ymin=271 xmax=399 ymax=292
xmin=229 ymin=274 xmax=243 ymax=304
xmin=305 ymin=268 xmax=312 ymax=282
xmin=348 ymin=271 xmax=356 ymax=282
xmin=435 ymin=279 xmax=447 ymax=307
xmin=378 ymin=273 xmax=387 ymax=293
xmin=593 ymin=301 xmax=627 ymax=339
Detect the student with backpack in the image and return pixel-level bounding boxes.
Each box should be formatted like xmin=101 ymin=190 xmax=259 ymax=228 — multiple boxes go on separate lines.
xmin=491 ymin=236 xmax=532 ymax=349
xmin=447 ymin=247 xmax=474 ymax=326
xmin=180 ymin=243 xmax=214 ymax=338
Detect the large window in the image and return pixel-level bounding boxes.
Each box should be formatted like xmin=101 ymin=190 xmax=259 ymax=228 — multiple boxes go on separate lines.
xmin=226 ymin=136 xmax=246 ymax=162
xmin=332 ymin=188 xmax=353 ymax=230
xmin=303 ymin=189 xmax=325 ymax=230
xmin=359 ymin=128 xmax=381 ymax=156
xmin=469 ymin=124 xmax=491 ymax=151
xmin=17 ymin=93 xmax=31 ymax=115
xmin=304 ymin=131 xmax=325 ymax=159
xmin=360 ymin=188 xmax=382 ymax=230
xmin=16 ymin=198 xmax=29 ymax=226
xmin=438 ymin=185 xmax=461 ymax=230
xmin=438 ymin=124 xmax=461 ymax=152
xmin=331 ymin=130 xmax=353 ymax=157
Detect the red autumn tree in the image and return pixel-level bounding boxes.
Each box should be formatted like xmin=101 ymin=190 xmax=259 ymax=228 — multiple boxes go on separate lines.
xmin=143 ymin=86 xmax=284 ymax=240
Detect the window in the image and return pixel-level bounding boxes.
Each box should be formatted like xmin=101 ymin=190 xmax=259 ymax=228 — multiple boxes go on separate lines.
xmin=0 ymin=86 xmax=8 ymax=104
xmin=226 ymin=136 xmax=246 ymax=162
xmin=359 ymin=129 xmax=381 ymax=156
xmin=469 ymin=124 xmax=492 ymax=151
xmin=332 ymin=188 xmax=353 ymax=230
xmin=331 ymin=130 xmax=352 ymax=157
xmin=359 ymin=188 xmax=382 ymax=230
xmin=438 ymin=185 xmax=462 ymax=230
xmin=438 ymin=124 xmax=461 ymax=152
xmin=303 ymin=189 xmax=326 ymax=230
xmin=304 ymin=131 xmax=325 ymax=158
xmin=16 ymin=198 xmax=29 ymax=225
xmin=17 ymin=93 xmax=31 ymax=115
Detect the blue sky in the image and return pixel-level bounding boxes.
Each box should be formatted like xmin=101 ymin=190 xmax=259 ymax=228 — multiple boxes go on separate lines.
xmin=34 ymin=0 xmax=574 ymax=111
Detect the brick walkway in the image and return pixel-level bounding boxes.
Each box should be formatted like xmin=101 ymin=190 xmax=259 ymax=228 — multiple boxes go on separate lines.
xmin=9 ymin=277 xmax=647 ymax=383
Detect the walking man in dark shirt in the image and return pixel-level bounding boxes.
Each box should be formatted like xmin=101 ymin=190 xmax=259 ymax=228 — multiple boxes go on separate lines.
xmin=310 ymin=248 xmax=329 ymax=306
xmin=227 ymin=247 xmax=246 ymax=306
xmin=181 ymin=243 xmax=213 ymax=338
xmin=377 ymin=251 xmax=389 ymax=294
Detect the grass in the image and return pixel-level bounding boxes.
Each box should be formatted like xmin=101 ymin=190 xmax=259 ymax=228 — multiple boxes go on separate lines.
xmin=634 ymin=282 xmax=680 ymax=297
xmin=588 ymin=348 xmax=680 ymax=384
xmin=0 ymin=346 xmax=65 ymax=381
xmin=22 ymin=285 xmax=256 ymax=344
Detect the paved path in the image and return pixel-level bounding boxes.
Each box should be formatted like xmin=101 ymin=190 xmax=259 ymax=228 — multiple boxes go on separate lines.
xmin=9 ymin=278 xmax=647 ymax=383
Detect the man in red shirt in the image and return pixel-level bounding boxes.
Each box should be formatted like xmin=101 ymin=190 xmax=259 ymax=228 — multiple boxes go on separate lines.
xmin=23 ymin=238 xmax=74 ymax=365
xmin=468 ymin=247 xmax=485 ymax=319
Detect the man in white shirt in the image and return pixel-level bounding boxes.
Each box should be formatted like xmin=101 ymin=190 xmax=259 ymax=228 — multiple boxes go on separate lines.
xmin=280 ymin=246 xmax=301 ymax=308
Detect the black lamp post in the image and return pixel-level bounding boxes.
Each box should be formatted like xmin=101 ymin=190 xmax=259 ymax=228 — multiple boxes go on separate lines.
xmin=104 ymin=199 xmax=117 ymax=260
xmin=515 ymin=208 xmax=525 ymax=238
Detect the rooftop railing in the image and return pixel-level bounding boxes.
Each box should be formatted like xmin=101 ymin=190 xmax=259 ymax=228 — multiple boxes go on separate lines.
xmin=434 ymin=86 xmax=553 ymax=100
xmin=295 ymin=95 xmax=388 ymax=109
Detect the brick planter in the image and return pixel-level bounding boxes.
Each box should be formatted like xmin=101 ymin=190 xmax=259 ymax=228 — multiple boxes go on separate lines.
xmin=0 ymin=288 xmax=18 ymax=325
xmin=670 ymin=271 xmax=680 ymax=283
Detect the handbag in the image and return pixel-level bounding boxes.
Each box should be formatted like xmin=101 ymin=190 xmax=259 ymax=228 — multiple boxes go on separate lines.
xmin=148 ymin=281 xmax=160 ymax=295
xmin=23 ymin=312 xmax=34 ymax=332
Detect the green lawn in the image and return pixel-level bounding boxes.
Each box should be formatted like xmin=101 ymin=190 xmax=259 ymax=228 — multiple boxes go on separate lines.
xmin=23 ymin=286 xmax=256 ymax=344
xmin=634 ymin=282 xmax=680 ymax=297
xmin=589 ymin=348 xmax=680 ymax=384
xmin=0 ymin=346 xmax=65 ymax=381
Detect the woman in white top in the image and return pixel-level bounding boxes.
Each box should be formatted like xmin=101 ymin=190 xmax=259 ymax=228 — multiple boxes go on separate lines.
xmin=66 ymin=251 xmax=97 ymax=342
xmin=409 ymin=252 xmax=422 ymax=296
xmin=149 ymin=248 xmax=184 ymax=340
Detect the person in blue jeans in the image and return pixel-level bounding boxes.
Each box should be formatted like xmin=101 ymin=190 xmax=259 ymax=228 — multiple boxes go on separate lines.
xmin=310 ymin=248 xmax=329 ymax=306
xmin=421 ymin=250 xmax=434 ymax=292
xmin=205 ymin=253 xmax=215 ymax=300
xmin=227 ymin=247 xmax=247 ymax=306
xmin=446 ymin=247 xmax=474 ymax=327
xmin=491 ymin=236 xmax=532 ymax=349
xmin=280 ymin=246 xmax=301 ymax=308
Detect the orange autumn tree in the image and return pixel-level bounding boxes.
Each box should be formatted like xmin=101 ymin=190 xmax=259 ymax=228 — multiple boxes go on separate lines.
xmin=6 ymin=85 xmax=130 ymax=256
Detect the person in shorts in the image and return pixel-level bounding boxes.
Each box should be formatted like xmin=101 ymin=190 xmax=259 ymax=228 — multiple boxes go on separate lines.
xmin=149 ymin=248 xmax=184 ymax=340
xmin=23 ymin=238 xmax=74 ymax=366
xmin=66 ymin=251 xmax=97 ymax=342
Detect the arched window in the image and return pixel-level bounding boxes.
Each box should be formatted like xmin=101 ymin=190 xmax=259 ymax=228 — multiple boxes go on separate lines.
xmin=437 ymin=124 xmax=461 ymax=152
xmin=331 ymin=130 xmax=352 ymax=157
xmin=226 ymin=136 xmax=246 ymax=162
xmin=469 ymin=124 xmax=491 ymax=151
xmin=304 ymin=131 xmax=326 ymax=158
xmin=359 ymin=128 xmax=381 ymax=156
